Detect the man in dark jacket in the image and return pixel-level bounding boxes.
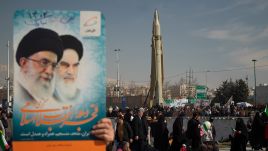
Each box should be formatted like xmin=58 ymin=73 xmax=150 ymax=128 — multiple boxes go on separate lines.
xmin=124 ymin=108 xmax=134 ymax=125
xmin=131 ymin=107 xmax=145 ymax=151
xmin=187 ymin=111 xmax=201 ymax=151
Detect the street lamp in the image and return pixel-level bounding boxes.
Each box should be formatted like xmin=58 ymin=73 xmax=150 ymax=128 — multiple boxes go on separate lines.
xmin=114 ymin=49 xmax=120 ymax=102
xmin=205 ymin=70 xmax=210 ymax=89
xmin=252 ymin=59 xmax=257 ymax=107
xmin=205 ymin=70 xmax=210 ymax=100
xmin=7 ymin=41 xmax=10 ymax=110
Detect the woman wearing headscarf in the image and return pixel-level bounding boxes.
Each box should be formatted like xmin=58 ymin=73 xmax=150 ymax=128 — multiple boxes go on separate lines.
xmin=262 ymin=111 xmax=268 ymax=151
xmin=154 ymin=115 xmax=169 ymax=151
xmin=170 ymin=114 xmax=185 ymax=151
xmin=250 ymin=112 xmax=264 ymax=150
xmin=230 ymin=118 xmax=248 ymax=151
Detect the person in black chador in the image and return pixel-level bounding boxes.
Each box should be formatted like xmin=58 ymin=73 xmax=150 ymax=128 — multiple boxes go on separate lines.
xmin=262 ymin=111 xmax=268 ymax=151
xmin=250 ymin=112 xmax=264 ymax=150
xmin=170 ymin=113 xmax=186 ymax=151
xmin=186 ymin=111 xmax=201 ymax=151
xmin=230 ymin=118 xmax=248 ymax=151
xmin=154 ymin=115 xmax=169 ymax=151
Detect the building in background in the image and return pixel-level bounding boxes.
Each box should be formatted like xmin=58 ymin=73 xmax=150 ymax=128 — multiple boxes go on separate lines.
xmin=256 ymin=84 xmax=268 ymax=104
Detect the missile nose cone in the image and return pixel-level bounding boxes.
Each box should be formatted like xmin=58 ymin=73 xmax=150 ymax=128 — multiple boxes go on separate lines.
xmin=154 ymin=9 xmax=160 ymax=25
xmin=153 ymin=9 xmax=161 ymax=35
xmin=154 ymin=9 xmax=158 ymax=18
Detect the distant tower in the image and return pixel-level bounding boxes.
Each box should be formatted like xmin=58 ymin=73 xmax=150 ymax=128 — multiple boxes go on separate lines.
xmin=148 ymin=10 xmax=164 ymax=107
xmin=186 ymin=68 xmax=194 ymax=98
xmin=246 ymin=75 xmax=248 ymax=87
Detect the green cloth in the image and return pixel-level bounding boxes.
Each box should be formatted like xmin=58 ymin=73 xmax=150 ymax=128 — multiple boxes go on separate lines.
xmin=203 ymin=124 xmax=208 ymax=132
xmin=164 ymin=99 xmax=173 ymax=104
xmin=0 ymin=130 xmax=5 ymax=151
xmin=265 ymin=105 xmax=268 ymax=116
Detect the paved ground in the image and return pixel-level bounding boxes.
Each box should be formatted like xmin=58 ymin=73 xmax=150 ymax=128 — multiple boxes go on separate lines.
xmin=219 ymin=146 xmax=252 ymax=151
xmin=218 ymin=142 xmax=254 ymax=151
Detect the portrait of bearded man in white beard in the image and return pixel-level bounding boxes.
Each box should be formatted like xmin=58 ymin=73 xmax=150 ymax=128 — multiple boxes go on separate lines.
xmin=18 ymin=51 xmax=57 ymax=104
xmin=15 ymin=28 xmax=63 ymax=106
xmin=19 ymin=52 xmax=55 ymax=101
xmin=53 ymin=35 xmax=83 ymax=104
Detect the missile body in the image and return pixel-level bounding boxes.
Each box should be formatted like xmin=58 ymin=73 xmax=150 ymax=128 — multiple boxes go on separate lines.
xmin=149 ymin=10 xmax=164 ymax=106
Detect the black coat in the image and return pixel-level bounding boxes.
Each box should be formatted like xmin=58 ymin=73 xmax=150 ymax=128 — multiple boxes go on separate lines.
xmin=230 ymin=118 xmax=248 ymax=151
xmin=124 ymin=112 xmax=132 ymax=124
xmin=141 ymin=116 xmax=149 ymax=138
xmin=132 ymin=115 xmax=145 ymax=139
xmin=131 ymin=115 xmax=146 ymax=151
xmin=250 ymin=112 xmax=264 ymax=149
xmin=154 ymin=116 xmax=169 ymax=151
xmin=187 ymin=118 xmax=201 ymax=149
xmin=170 ymin=116 xmax=185 ymax=151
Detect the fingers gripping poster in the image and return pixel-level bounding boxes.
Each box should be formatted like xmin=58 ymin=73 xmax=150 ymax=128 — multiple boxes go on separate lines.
xmin=13 ymin=9 xmax=106 ymax=151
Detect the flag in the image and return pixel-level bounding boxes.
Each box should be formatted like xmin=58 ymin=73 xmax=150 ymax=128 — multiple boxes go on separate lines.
xmin=224 ymin=96 xmax=233 ymax=107
xmin=264 ymin=105 xmax=268 ymax=116
xmin=0 ymin=131 xmax=9 ymax=151
xmin=202 ymin=121 xmax=211 ymax=132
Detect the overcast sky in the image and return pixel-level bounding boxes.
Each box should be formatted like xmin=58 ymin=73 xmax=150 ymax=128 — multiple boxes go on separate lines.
xmin=0 ymin=0 xmax=268 ymax=89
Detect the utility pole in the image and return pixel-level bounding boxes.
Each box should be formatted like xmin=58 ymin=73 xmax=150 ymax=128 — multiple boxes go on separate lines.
xmin=7 ymin=41 xmax=10 ymax=110
xmin=186 ymin=70 xmax=189 ymax=98
xmin=186 ymin=68 xmax=194 ymax=98
xmin=114 ymin=49 xmax=120 ymax=103
xmin=205 ymin=70 xmax=210 ymax=88
xmin=205 ymin=70 xmax=210 ymax=99
xmin=252 ymin=59 xmax=257 ymax=107
xmin=245 ymin=75 xmax=248 ymax=88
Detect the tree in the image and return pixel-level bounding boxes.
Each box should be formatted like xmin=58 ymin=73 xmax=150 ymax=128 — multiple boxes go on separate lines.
xmin=212 ymin=79 xmax=249 ymax=105
xmin=233 ymin=79 xmax=249 ymax=103
xmin=215 ymin=80 xmax=235 ymax=105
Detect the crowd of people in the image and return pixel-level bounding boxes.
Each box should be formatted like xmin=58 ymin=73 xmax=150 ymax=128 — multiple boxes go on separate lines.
xmin=107 ymin=103 xmax=261 ymax=119
xmin=0 ymin=102 xmax=267 ymax=151
xmin=107 ymin=105 xmax=219 ymax=151
xmin=106 ymin=104 xmax=268 ymax=151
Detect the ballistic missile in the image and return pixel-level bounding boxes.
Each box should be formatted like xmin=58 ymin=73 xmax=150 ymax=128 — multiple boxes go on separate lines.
xmin=149 ymin=9 xmax=164 ymax=106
